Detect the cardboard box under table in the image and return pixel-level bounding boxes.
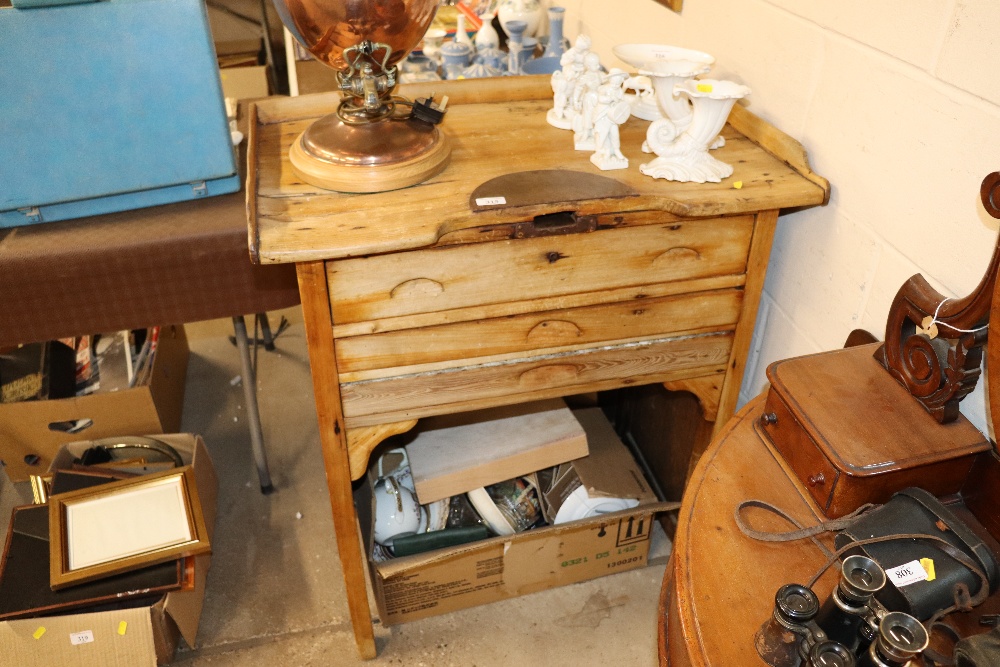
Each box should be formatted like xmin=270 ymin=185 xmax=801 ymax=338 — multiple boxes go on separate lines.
xmin=0 ymin=325 xmax=188 ymax=482
xmin=219 ymin=66 xmax=270 ymax=102
xmin=0 ymin=433 xmax=217 ymax=666
xmin=358 ymin=408 xmax=672 ymax=625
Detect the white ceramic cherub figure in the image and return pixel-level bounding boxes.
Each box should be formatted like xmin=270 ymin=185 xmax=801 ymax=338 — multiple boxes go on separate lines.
xmin=571 ymin=52 xmax=603 ymax=151
xmin=590 ymin=69 xmax=631 ymax=171
xmin=547 ymin=63 xmax=573 ymax=129
xmin=565 ymin=34 xmax=593 ymax=84
xmin=547 ymin=35 xmax=592 ymax=130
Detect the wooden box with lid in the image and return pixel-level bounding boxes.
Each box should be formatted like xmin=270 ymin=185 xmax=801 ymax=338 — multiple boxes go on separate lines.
xmin=757 ymin=343 xmax=991 ymax=519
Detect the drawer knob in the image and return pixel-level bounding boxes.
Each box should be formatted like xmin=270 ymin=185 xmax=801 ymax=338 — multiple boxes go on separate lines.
xmin=807 ymin=473 xmax=826 ymax=487
xmin=760 ymin=412 xmax=778 ymax=426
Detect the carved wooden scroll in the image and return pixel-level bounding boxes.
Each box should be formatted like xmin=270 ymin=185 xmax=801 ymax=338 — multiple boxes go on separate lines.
xmin=874 ymin=172 xmax=1000 ymax=422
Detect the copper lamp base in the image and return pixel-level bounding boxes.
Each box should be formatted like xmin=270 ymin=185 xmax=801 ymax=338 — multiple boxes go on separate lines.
xmin=289 ymin=113 xmax=451 ymax=194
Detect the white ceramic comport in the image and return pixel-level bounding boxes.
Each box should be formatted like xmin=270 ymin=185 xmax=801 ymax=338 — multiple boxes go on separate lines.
xmin=612 ymin=43 xmax=713 ymax=131
xmin=639 ymin=78 xmax=751 ymax=183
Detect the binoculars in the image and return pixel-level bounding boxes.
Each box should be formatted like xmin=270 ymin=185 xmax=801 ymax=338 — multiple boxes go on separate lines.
xmin=757 ymin=555 xmax=929 ymax=667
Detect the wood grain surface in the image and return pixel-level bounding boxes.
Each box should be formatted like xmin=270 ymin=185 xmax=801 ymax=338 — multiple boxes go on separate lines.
xmin=335 ymin=289 xmax=743 ymax=376
xmin=340 ymin=333 xmax=734 ymax=427
xmin=326 ymin=216 xmax=754 ymax=324
xmin=667 ymin=396 xmax=840 ymax=666
xmin=248 ymin=77 xmax=828 ymax=264
xmin=295 ymin=260 xmax=377 ymax=659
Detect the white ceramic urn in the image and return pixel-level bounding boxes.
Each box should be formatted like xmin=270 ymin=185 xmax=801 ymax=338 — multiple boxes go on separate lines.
xmin=498 ymin=0 xmax=543 ymax=37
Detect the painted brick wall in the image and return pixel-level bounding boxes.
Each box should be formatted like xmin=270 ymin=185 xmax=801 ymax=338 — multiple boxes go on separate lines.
xmin=557 ymin=0 xmax=1000 ymax=434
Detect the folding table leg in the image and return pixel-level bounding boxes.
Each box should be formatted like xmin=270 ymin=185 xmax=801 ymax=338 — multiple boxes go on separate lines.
xmin=258 ymin=312 xmax=277 ymax=351
xmin=232 ymin=315 xmax=274 ymax=494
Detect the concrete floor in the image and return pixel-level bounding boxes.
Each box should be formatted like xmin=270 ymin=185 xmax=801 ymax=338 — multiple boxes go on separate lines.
xmin=5 ymin=307 xmax=670 ymax=666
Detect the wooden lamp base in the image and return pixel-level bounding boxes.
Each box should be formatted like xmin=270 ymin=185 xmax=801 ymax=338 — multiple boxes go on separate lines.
xmin=289 ymin=113 xmax=451 ymax=194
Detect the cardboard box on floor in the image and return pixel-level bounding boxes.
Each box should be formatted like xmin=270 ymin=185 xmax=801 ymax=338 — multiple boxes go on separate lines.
xmin=215 ymin=38 xmax=263 ymax=69
xmin=0 ymin=325 xmax=188 ymax=482
xmin=0 ymin=433 xmax=217 ymax=666
xmin=358 ymin=407 xmax=672 ymax=625
xmin=219 ymin=65 xmax=270 ymax=101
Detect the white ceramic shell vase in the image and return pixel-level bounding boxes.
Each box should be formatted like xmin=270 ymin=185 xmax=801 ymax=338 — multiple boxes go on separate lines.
xmin=640 ymin=79 xmax=751 ymax=184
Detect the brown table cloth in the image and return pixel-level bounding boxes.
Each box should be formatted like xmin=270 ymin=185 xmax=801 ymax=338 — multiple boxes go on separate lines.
xmin=0 ymin=189 xmax=299 ymax=348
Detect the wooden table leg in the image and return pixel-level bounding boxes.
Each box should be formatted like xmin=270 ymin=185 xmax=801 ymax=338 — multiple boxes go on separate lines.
xmin=657 ymin=556 xmax=672 ymax=667
xmin=659 ymin=555 xmax=697 ymax=667
xmin=297 ymin=261 xmax=378 ymax=659
xmin=713 ymin=208 xmax=779 ymax=438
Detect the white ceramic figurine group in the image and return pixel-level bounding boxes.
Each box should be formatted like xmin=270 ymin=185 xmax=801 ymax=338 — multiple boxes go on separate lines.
xmin=547 ymin=40 xmax=752 ymax=183
xmin=547 ymin=36 xmax=632 ymax=171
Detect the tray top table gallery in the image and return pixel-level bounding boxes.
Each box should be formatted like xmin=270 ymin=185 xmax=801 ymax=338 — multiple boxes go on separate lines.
xmin=246 ymin=75 xmax=829 ymax=658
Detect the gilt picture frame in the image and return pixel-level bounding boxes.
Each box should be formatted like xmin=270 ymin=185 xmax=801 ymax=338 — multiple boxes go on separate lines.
xmin=49 ymin=466 xmax=210 ymax=590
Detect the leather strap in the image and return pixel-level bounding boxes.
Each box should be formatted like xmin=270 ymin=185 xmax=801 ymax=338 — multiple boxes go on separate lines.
xmin=734 ymin=497 xmax=991 ymax=667
xmin=734 ymin=499 xmax=878 ymax=558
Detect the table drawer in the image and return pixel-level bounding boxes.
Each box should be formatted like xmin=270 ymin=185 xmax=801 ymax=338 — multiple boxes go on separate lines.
xmin=328 ymin=215 xmax=754 ymax=324
xmin=339 ymin=332 xmax=733 ymax=427
xmin=335 ymin=289 xmax=744 ymax=377
xmin=759 ymin=388 xmax=839 ymax=513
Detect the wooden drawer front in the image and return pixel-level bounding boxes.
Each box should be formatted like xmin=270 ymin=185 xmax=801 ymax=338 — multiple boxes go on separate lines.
xmin=339 ymin=332 xmax=733 ymax=427
xmin=759 ymin=390 xmax=839 ymax=513
xmin=336 ymin=289 xmax=744 ymax=377
xmin=760 ymin=391 xmax=983 ymax=518
xmin=328 ymin=215 xmax=754 ymax=324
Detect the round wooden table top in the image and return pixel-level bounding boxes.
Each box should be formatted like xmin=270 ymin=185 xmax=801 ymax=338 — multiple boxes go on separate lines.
xmin=658 ymin=395 xmax=841 ymax=666
xmin=659 ymin=173 xmax=1000 ymax=665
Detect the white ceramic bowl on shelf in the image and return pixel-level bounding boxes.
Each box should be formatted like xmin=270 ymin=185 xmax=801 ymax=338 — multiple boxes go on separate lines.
xmin=611 ymin=43 xmax=714 ymax=75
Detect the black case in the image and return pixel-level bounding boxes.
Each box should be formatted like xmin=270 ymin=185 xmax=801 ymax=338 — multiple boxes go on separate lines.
xmin=836 ymin=487 xmax=1000 ymax=620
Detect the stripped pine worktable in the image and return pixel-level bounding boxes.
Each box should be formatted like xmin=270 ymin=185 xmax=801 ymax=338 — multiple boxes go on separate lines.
xmin=247 ymin=75 xmax=829 ymax=658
